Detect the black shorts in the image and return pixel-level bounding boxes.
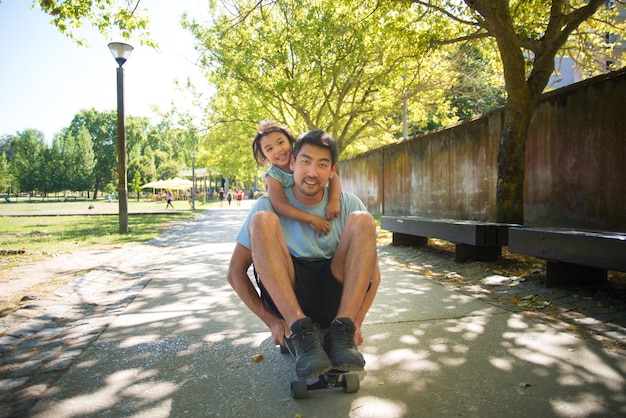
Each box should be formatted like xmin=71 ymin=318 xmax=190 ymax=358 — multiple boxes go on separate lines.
xmin=254 ymin=257 xmax=342 ymax=328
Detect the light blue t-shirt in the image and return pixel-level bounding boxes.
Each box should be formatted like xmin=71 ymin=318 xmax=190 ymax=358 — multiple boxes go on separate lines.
xmin=263 ymin=164 xmax=294 ymax=188
xmin=236 ymin=188 xmax=367 ymax=260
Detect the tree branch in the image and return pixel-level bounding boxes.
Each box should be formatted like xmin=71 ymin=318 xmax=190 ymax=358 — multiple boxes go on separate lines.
xmin=430 ymin=30 xmax=490 ymax=46
xmin=411 ymin=0 xmax=484 ymax=27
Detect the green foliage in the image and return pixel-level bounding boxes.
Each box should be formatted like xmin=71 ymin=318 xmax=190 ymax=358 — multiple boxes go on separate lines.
xmin=35 ymin=0 xmax=156 ymax=47
xmin=67 ymin=109 xmax=118 ymax=198
xmin=5 ymin=108 xmax=204 ymax=198
xmin=184 ymin=0 xmax=457 ymax=156
xmin=446 ymin=43 xmax=507 ymax=120
xmin=0 ymin=152 xmax=13 ymax=194
xmin=9 ymin=130 xmax=47 ymax=194
xmin=52 ymin=127 xmax=96 ymax=193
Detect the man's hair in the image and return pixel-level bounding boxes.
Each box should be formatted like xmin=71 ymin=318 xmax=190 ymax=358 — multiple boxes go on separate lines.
xmin=251 ymin=120 xmax=296 ymax=165
xmin=293 ymin=129 xmax=339 ymax=166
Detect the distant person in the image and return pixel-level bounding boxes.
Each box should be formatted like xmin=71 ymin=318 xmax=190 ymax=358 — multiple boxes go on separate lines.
xmin=227 ymin=189 xmax=233 ymax=206
xmin=236 ymin=188 xmax=244 ymax=207
xmin=219 ymin=187 xmax=225 ymax=207
xmin=165 ymin=190 xmax=174 ymax=209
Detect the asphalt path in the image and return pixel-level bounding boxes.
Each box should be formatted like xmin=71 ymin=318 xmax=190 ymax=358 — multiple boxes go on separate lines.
xmin=1 ymin=207 xmax=625 ymax=417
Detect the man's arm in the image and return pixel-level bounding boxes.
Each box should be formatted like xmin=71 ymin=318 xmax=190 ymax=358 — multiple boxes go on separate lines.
xmin=227 ymin=243 xmax=288 ymax=345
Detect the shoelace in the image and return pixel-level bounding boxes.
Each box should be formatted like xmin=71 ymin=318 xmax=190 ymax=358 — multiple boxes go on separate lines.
xmin=293 ymin=325 xmax=322 ymax=354
xmin=328 ymin=321 xmax=355 ymax=348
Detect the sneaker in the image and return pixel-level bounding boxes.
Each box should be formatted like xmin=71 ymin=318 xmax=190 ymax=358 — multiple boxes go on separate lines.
xmin=323 ymin=318 xmax=365 ymax=372
xmin=288 ymin=317 xmax=333 ymax=379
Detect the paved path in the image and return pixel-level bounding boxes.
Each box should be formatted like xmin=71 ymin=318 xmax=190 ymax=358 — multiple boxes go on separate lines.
xmin=1 ymin=208 xmax=626 ymax=417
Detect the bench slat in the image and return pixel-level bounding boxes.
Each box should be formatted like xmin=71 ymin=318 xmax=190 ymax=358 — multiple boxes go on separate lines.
xmin=381 ymin=216 xmax=509 ymax=246
xmin=508 ymin=227 xmax=626 ymax=272
xmin=381 ymin=216 xmax=512 ymax=262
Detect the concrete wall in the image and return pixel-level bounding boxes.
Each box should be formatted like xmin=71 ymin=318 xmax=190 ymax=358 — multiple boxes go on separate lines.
xmin=341 ymin=109 xmax=502 ymax=221
xmin=525 ymin=70 xmax=626 ymax=232
xmin=341 ymin=68 xmax=626 ymax=232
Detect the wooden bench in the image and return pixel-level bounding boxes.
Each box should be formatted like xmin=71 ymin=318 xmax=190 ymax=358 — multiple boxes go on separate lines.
xmin=508 ymin=227 xmax=626 ymax=286
xmin=381 ymin=216 xmax=512 ymax=262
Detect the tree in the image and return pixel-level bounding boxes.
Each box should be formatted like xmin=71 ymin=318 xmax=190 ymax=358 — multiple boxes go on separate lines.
xmin=409 ymin=0 xmax=624 ymax=223
xmin=0 ymin=152 xmax=13 ymax=195
xmin=129 ymin=169 xmax=143 ymax=201
xmin=35 ymin=0 xmax=155 ymax=47
xmin=9 ymin=130 xmax=47 ymax=195
xmin=52 ymin=127 xmax=96 ymax=194
xmin=67 ymin=109 xmax=117 ymax=199
xmin=445 ymin=43 xmax=507 ymax=121
xmin=0 ymin=135 xmax=12 ymax=160
xmin=184 ymin=0 xmax=457 ymax=155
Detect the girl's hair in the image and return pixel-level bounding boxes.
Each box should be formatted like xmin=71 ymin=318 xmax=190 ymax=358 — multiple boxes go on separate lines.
xmin=252 ymin=120 xmax=296 ymax=165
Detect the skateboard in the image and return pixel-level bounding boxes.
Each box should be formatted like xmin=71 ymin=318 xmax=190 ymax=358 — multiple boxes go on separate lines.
xmin=281 ymin=331 xmax=360 ymax=399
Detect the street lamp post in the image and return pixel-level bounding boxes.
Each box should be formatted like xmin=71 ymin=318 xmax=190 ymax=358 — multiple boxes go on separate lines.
xmin=108 ymin=42 xmax=133 ymax=233
xmin=190 ymin=152 xmax=196 ymax=210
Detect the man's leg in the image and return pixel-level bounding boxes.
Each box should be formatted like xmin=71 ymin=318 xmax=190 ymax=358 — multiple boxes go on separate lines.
xmin=331 ymin=211 xmax=379 ymax=323
xmin=326 ymin=211 xmax=380 ymax=370
xmin=250 ymin=211 xmax=300 ymax=325
xmin=250 ymin=211 xmax=332 ymax=378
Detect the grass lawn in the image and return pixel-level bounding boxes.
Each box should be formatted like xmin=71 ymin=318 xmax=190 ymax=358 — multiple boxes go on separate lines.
xmin=0 ymin=197 xmax=221 ymax=213
xmin=0 ymin=198 xmax=207 ymax=274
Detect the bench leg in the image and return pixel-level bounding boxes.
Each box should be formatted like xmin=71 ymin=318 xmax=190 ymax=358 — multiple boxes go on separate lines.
xmin=455 ymin=244 xmax=502 ymax=263
xmin=545 ymin=261 xmax=607 ymax=287
xmin=392 ymin=233 xmax=428 ymax=247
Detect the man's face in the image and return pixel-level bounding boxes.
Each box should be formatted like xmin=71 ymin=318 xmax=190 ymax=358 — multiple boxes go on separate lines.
xmin=290 ymin=143 xmax=337 ymax=201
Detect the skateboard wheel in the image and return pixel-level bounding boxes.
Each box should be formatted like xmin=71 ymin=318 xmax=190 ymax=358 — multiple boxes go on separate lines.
xmin=291 ymin=379 xmax=308 ymax=399
xmin=343 ymin=374 xmax=359 ymax=393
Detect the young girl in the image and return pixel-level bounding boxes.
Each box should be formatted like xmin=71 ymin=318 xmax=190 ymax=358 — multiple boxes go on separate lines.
xmin=252 ymin=121 xmax=341 ymax=236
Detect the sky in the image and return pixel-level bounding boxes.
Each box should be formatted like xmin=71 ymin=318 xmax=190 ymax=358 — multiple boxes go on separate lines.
xmin=0 ymin=0 xmax=209 ymax=142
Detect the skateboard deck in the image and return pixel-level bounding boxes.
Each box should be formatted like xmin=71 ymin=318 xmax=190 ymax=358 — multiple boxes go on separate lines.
xmin=282 ymin=330 xmax=360 ymax=399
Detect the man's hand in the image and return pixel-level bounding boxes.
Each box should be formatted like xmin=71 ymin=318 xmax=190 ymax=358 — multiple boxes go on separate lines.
xmin=355 ymin=326 xmax=364 ymax=346
xmin=269 ymin=317 xmax=290 ymax=347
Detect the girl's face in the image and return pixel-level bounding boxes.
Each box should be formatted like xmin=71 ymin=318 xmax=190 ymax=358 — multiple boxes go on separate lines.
xmin=259 ymin=131 xmax=293 ymax=170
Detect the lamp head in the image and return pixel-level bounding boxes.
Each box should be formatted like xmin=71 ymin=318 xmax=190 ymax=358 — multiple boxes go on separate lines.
xmin=108 ymin=42 xmax=134 ymax=67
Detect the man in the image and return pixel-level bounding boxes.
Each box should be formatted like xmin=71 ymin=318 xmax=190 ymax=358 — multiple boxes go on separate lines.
xmin=227 ymin=129 xmax=380 ymax=379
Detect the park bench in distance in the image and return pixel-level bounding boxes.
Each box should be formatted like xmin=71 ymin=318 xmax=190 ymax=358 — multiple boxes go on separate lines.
xmin=508 ymin=227 xmax=626 ymax=287
xmin=381 ymin=216 xmax=513 ymax=263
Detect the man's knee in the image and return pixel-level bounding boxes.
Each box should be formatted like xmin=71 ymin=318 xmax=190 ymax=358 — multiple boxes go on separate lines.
xmin=345 ymin=211 xmax=376 ymax=235
xmin=250 ymin=211 xmax=280 ymax=233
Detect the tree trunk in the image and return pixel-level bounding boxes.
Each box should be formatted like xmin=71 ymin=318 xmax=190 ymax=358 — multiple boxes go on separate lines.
xmin=93 ymin=181 xmax=100 ymax=200
xmin=495 ymin=102 xmax=532 ymax=224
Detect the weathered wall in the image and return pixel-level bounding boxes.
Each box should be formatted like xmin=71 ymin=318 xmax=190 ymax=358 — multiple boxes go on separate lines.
xmin=342 ymin=109 xmax=502 ymax=221
xmin=525 ymin=71 xmax=626 ymax=232
xmin=339 ymin=149 xmax=384 ymax=214
xmin=341 ymin=68 xmax=626 ymax=232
